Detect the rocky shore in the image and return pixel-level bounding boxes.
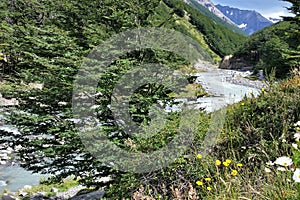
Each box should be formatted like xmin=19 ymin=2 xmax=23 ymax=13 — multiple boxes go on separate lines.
xmin=219 ymin=69 xmax=266 ymax=89
xmin=194 ymin=60 xmax=266 ymax=89
xmin=0 ymin=185 xmax=105 ymax=200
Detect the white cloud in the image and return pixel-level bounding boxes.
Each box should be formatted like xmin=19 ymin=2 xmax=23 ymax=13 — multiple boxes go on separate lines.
xmin=211 ymin=0 xmax=293 ymax=19
xmin=261 ymin=10 xmax=294 ymax=19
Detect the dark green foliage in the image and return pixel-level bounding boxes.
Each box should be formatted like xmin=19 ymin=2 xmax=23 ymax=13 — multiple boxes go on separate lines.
xmin=105 ymin=112 xmax=211 ymax=199
xmin=0 ymin=0 xmax=164 ymax=188
xmin=233 ymin=21 xmax=299 ymax=78
xmin=282 ymin=0 xmax=300 ymax=26
xmin=0 ymin=0 xmax=247 ymax=196
xmin=231 ymin=1 xmax=300 ymax=78
xmin=162 ymin=0 xmax=246 ymax=57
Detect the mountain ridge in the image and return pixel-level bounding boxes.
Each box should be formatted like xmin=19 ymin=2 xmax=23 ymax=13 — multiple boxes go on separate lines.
xmin=216 ymin=4 xmax=273 ymax=35
xmin=184 ymin=0 xmax=235 ymax=25
xmin=183 ymin=0 xmax=246 ymax=35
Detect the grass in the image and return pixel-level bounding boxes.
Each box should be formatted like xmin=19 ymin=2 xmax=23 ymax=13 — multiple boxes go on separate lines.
xmin=103 ymin=72 xmax=300 ymax=199
xmin=2 ymin=72 xmax=300 ymax=199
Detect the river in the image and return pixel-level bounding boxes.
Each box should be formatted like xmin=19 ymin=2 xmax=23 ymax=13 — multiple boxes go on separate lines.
xmin=0 ymin=120 xmax=49 ymax=193
xmin=0 ymin=66 xmax=264 ymax=193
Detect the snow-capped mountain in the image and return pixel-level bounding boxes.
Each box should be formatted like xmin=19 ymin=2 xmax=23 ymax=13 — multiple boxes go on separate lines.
xmin=185 ymin=0 xmax=235 ymax=25
xmin=215 ymin=4 xmax=273 ymax=35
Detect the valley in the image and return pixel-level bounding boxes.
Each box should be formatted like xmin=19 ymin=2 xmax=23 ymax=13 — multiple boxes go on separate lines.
xmin=0 ymin=0 xmax=299 ymax=199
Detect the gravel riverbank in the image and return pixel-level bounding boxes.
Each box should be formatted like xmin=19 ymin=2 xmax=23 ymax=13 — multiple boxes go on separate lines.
xmin=194 ymin=61 xmax=266 ymax=89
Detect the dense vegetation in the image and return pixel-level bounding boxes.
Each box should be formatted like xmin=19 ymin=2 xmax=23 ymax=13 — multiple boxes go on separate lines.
xmin=233 ymin=21 xmax=300 ymax=78
xmin=104 ymin=71 xmax=300 ymax=199
xmin=0 ymin=0 xmax=299 ymax=199
xmin=0 ymin=0 xmax=245 ymax=191
xmin=229 ymin=0 xmax=300 ymax=78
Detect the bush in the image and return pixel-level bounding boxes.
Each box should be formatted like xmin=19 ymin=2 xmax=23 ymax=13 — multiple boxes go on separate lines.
xmin=104 ymin=75 xmax=300 ymax=199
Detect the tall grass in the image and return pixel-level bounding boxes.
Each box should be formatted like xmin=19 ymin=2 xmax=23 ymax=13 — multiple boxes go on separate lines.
xmin=107 ymin=73 xmax=300 ymax=199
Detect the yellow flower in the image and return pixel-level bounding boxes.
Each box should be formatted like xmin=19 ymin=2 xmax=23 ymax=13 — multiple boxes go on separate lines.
xmin=237 ymin=163 xmax=243 ymax=167
xmin=223 ymin=159 xmax=232 ymax=167
xmin=196 ymin=181 xmax=203 ymax=186
xmin=207 ymin=186 xmax=212 ymax=191
xmin=196 ymin=154 xmax=202 ymax=159
xmin=225 ymin=159 xmax=232 ymax=164
xmin=204 ymin=177 xmax=211 ymax=182
xmin=231 ymin=170 xmax=238 ymax=176
xmin=223 ymin=161 xmax=230 ymax=167
xmin=241 ymin=102 xmax=245 ymax=106
xmin=261 ymin=87 xmax=265 ymax=92
xmin=215 ymin=160 xmax=221 ymax=166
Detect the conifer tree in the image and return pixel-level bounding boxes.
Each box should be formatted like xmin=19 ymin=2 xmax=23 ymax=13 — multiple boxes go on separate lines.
xmin=282 ymin=0 xmax=300 ymax=25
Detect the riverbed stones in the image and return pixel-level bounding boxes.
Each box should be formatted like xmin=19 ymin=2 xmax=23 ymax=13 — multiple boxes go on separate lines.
xmin=0 ymin=93 xmax=18 ymax=107
xmin=29 ymin=192 xmax=47 ymax=200
xmin=55 ymin=185 xmax=86 ymax=199
xmin=0 ymin=146 xmax=13 ymax=166
xmin=0 ymin=194 xmax=17 ymax=200
xmin=70 ymin=190 xmax=105 ymax=200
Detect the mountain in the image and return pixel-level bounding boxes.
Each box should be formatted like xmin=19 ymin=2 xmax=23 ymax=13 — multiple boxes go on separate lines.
xmin=161 ymin=0 xmax=246 ymax=57
xmin=184 ymin=0 xmax=246 ymax=35
xmin=220 ymin=21 xmax=300 ymax=78
xmin=184 ymin=0 xmax=234 ymax=25
xmin=216 ymin=4 xmax=273 ymax=35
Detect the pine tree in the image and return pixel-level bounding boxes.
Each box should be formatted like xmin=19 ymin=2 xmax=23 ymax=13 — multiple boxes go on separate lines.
xmin=0 ymin=0 xmax=167 ymax=188
xmin=282 ymin=0 xmax=300 ymax=26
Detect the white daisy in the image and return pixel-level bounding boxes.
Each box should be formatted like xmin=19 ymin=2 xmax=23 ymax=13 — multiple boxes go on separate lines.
xmin=292 ymin=143 xmax=298 ymax=149
xmin=293 ymin=168 xmax=300 ymax=183
xmin=294 ymin=132 xmax=300 ymax=142
xmin=274 ymin=156 xmax=293 ymax=167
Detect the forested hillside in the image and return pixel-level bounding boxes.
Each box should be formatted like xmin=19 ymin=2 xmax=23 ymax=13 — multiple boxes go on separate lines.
xmin=0 ymin=0 xmax=300 ymax=199
xmin=185 ymin=0 xmax=246 ymax=35
xmin=163 ymin=0 xmax=245 ymax=57
xmin=229 ymin=21 xmax=300 ymax=78
xmin=223 ymin=0 xmax=300 ymax=78
xmin=0 ymin=0 xmax=245 ymax=189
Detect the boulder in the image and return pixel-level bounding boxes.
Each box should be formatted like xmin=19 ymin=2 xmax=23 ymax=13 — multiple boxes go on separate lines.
xmin=219 ymin=54 xmax=256 ymax=71
xmin=219 ymin=54 xmax=233 ymax=69
xmin=70 ymin=190 xmax=105 ymax=200
xmin=29 ymin=192 xmax=47 ymax=200
xmin=0 ymin=194 xmax=17 ymax=200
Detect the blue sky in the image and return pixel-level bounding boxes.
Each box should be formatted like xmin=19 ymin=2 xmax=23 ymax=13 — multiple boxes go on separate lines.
xmin=211 ymin=0 xmax=293 ymax=19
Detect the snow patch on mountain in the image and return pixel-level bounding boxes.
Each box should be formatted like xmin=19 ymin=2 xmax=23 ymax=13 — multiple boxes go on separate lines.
xmin=216 ymin=4 xmax=273 ymax=35
xmin=238 ymin=23 xmax=247 ymax=28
